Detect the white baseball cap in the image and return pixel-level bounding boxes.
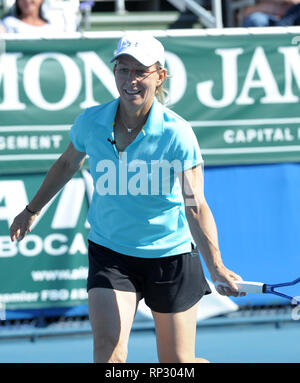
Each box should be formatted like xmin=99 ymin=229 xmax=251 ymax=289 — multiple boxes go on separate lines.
xmin=111 ymin=33 xmax=165 ymax=67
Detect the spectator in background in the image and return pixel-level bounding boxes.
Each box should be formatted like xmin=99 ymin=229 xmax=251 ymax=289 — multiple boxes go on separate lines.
xmin=242 ymin=0 xmax=300 ymax=27
xmin=0 ymin=0 xmax=62 ymax=33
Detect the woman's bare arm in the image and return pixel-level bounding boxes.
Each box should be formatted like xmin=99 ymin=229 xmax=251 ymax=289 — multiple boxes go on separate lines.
xmin=10 ymin=142 xmax=86 ymax=242
xmin=179 ymin=165 xmax=244 ymax=296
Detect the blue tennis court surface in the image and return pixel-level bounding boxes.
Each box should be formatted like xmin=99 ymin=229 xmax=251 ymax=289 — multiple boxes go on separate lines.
xmin=0 ymin=307 xmax=299 ymax=363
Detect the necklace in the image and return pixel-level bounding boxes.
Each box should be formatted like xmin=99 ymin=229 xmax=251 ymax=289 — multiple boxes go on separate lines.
xmin=118 ymin=114 xmax=142 ymax=134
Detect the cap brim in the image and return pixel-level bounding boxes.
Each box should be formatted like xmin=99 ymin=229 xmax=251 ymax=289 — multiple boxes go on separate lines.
xmin=110 ymin=48 xmax=157 ymax=67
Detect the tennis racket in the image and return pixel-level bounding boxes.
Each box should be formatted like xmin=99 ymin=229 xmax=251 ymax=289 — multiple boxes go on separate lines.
xmin=215 ymin=278 xmax=300 ymax=305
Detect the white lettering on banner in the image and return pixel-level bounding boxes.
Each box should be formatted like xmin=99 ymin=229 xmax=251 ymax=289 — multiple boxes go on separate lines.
xmin=0 ymin=288 xmax=87 ymax=304
xmin=1 ymin=46 xmax=299 ymax=112
xmin=0 ymin=53 xmax=26 ymax=110
xmin=23 ymin=53 xmax=82 ymax=111
xmin=236 ymin=47 xmax=285 ymax=105
xmin=52 ymin=178 xmax=85 ymax=229
xmin=197 ymin=48 xmax=243 ymax=108
xmin=31 ymin=267 xmax=88 ymax=281
xmin=0 ymin=178 xmax=88 ymax=258
xmin=41 ymin=289 xmax=69 ymax=302
xmin=70 ymin=288 xmax=87 ymax=300
xmin=197 ymin=46 xmax=300 ymax=107
xmin=0 ymin=178 xmax=86 ymax=230
xmin=278 ymin=47 xmax=300 ymax=102
xmin=0 ymin=291 xmax=39 ymax=303
xmin=0 ymin=135 xmax=63 ymax=151
xmin=77 ymin=51 xmax=119 ymax=108
xmin=19 ymin=235 xmax=43 ymax=257
xmin=44 ymin=234 xmax=68 ymax=256
xmin=0 ymin=236 xmax=18 ymax=257
xmin=0 ymin=51 xmax=120 ymax=111
xmin=0 ymin=233 xmax=87 ymax=258
xmin=69 ymin=232 xmax=87 ymax=255
xmin=224 ymin=128 xmax=295 ymax=144
xmin=31 ymin=178 xmax=86 ymax=231
xmin=164 ymin=51 xmax=186 ymax=105
xmin=41 ymin=289 xmax=87 ymax=302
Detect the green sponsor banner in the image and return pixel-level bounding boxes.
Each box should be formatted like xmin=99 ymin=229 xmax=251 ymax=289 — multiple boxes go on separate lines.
xmin=1 ymin=31 xmax=300 ymax=171
xmin=0 ymin=173 xmax=89 ymax=309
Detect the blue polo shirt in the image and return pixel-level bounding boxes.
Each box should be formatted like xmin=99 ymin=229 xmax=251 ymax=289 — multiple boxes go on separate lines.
xmin=69 ymin=98 xmax=203 ymax=258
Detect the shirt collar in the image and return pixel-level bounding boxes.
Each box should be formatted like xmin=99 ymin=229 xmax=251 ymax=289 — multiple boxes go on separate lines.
xmin=96 ymin=97 xmax=120 ymax=131
xmin=97 ymin=97 xmax=164 ymax=136
xmin=143 ymin=97 xmax=164 ymax=136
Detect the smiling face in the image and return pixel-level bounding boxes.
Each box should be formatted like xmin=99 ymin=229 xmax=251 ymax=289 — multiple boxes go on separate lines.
xmin=114 ymin=55 xmax=166 ymax=115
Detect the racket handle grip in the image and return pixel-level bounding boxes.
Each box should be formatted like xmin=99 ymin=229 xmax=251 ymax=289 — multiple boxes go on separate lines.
xmin=215 ymin=280 xmax=265 ymax=294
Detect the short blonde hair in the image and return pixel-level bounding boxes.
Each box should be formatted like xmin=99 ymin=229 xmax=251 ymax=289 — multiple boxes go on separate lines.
xmin=155 ymin=62 xmax=169 ymax=105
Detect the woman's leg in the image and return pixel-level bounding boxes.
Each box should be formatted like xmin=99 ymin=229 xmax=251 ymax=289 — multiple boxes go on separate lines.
xmin=88 ymin=287 xmax=141 ymax=363
xmin=152 ymin=302 xmax=209 ymax=363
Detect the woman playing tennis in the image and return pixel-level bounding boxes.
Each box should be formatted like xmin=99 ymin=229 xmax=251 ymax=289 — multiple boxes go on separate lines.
xmin=9 ymin=33 xmax=243 ymax=363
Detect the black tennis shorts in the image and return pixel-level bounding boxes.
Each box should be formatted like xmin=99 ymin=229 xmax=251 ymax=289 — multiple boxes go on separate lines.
xmin=87 ymin=241 xmax=211 ymax=313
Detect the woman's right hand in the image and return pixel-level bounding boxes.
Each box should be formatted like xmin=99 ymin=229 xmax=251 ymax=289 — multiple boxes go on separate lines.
xmin=9 ymin=209 xmax=39 ymax=242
